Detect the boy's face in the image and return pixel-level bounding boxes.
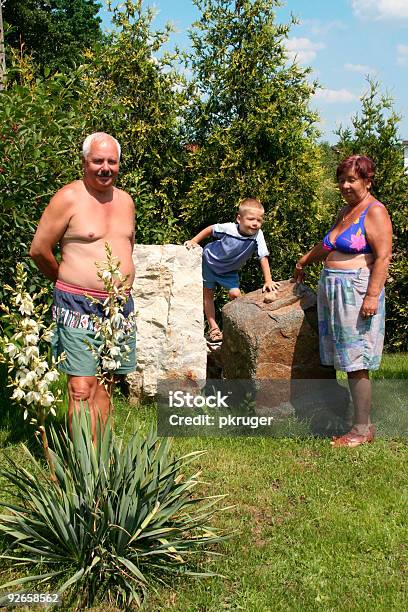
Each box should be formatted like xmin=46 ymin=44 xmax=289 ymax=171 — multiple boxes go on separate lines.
xmin=237 ymin=208 xmax=264 ymax=235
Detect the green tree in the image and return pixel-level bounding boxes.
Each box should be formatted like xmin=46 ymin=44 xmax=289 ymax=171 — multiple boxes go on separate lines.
xmin=79 ymin=0 xmax=191 ymax=243
xmin=180 ymin=0 xmax=327 ymax=288
xmin=335 ymin=79 xmax=408 ymax=350
xmin=0 ymin=59 xmax=92 ymax=302
xmin=3 ymin=0 xmax=102 ymax=72
xmin=0 ymin=0 xmax=190 ymax=302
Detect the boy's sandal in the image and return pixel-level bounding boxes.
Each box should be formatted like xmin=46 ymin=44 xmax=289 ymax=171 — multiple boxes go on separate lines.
xmin=330 ymin=425 xmax=376 ymax=448
xmin=206 ymin=327 xmax=223 ymax=343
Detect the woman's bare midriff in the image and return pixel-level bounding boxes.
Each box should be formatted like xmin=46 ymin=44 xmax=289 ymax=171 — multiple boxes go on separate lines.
xmin=58 ymin=238 xmax=135 ymax=290
xmin=325 ymin=250 xmax=374 ymax=270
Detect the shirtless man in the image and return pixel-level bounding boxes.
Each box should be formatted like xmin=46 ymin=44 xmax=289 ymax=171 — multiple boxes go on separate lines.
xmin=29 ymin=132 xmax=136 ymax=436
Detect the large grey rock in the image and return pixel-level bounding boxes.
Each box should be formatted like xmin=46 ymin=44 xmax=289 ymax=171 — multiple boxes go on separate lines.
xmin=127 ymin=245 xmax=207 ymax=397
xmin=222 ymin=280 xmax=328 ymax=380
xmin=221 ymin=280 xmax=351 ymax=435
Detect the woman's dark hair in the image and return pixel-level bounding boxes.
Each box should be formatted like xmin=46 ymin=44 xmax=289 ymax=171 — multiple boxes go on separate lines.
xmin=336 ymin=155 xmax=376 ymax=183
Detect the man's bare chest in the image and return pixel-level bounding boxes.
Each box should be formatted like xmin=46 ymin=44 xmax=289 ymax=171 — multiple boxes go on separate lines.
xmin=64 ymin=201 xmax=132 ymax=243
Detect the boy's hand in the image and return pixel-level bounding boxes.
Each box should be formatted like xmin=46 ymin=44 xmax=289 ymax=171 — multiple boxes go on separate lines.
xmin=184 ymin=240 xmax=199 ymax=249
xmin=262 ymin=281 xmax=280 ymax=293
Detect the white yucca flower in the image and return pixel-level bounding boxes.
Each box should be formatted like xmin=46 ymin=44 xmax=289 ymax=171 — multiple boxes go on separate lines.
xmin=5 ymin=343 xmax=18 ymax=357
xmin=111 ymin=312 xmax=125 ymax=328
xmin=0 ymin=263 xmax=64 ymax=430
xmin=35 ymin=361 xmax=49 ymax=375
xmin=17 ymin=353 xmax=31 ymax=367
xmin=102 ymin=358 xmax=119 ymax=371
xmin=25 ymin=333 xmax=39 ymax=345
xmin=83 ymin=243 xmax=136 ymax=388
xmin=19 ymin=370 xmax=37 ymax=388
xmin=25 ymin=345 xmax=40 ymax=358
xmin=42 ymin=328 xmax=54 ymax=342
xmin=12 ymin=388 xmax=26 ymax=401
xmin=18 ymin=297 xmax=34 ymax=316
xmin=44 ymin=370 xmax=59 ymax=383
xmin=22 ymin=319 xmax=40 ymax=331
xmin=25 ymin=391 xmax=41 ymax=405
xmin=40 ymin=393 xmax=55 ymax=407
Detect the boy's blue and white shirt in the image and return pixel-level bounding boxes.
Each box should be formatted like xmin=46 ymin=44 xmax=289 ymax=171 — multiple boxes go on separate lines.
xmin=202 ymin=222 xmax=269 ymax=275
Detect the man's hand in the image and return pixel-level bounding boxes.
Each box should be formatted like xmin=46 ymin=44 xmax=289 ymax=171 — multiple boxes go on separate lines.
xmin=184 ymin=240 xmax=200 ymax=249
xmin=262 ymin=281 xmax=280 ymax=293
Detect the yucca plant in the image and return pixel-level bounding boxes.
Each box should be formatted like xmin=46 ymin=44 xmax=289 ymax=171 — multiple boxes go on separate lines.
xmin=0 ymin=408 xmax=226 ymax=608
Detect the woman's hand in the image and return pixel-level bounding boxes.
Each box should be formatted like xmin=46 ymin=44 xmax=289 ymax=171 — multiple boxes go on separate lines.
xmin=361 ymin=295 xmax=379 ymax=318
xmin=292 ymin=264 xmax=305 ymax=284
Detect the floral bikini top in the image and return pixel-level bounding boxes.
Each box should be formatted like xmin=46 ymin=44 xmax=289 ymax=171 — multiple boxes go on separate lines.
xmin=322 ymin=202 xmax=384 ymax=254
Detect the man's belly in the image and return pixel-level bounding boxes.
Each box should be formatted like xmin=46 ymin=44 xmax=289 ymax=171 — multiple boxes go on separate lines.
xmin=58 ymin=241 xmax=135 ymax=289
xmin=325 ymin=250 xmax=374 ymax=270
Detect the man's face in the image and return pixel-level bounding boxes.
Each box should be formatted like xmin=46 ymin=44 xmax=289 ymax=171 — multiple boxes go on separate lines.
xmin=83 ymin=139 xmax=120 ymax=192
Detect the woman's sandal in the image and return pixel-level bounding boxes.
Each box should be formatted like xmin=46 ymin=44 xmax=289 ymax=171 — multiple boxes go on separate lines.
xmin=331 ymin=425 xmax=376 ymax=448
xmin=206 ymin=327 xmax=223 ymax=344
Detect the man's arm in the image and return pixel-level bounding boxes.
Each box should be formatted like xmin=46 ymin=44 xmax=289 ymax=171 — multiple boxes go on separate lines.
xmin=184 ymin=225 xmax=213 ymax=249
xmin=128 ymin=194 xmax=136 ymax=249
xmin=29 ymin=190 xmax=73 ymax=282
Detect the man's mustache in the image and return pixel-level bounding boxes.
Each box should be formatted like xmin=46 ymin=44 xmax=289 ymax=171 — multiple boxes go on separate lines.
xmin=97 ymin=170 xmax=113 ymax=177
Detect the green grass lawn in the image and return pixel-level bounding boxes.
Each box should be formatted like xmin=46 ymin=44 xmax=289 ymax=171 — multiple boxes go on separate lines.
xmin=1 ymin=354 xmax=407 ymax=611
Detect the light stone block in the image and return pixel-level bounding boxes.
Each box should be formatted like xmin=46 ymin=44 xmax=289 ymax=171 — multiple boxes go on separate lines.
xmin=127 ymin=244 xmax=207 ymax=397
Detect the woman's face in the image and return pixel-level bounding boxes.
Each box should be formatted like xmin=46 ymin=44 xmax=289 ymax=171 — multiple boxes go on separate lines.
xmin=338 ymin=168 xmax=371 ymax=206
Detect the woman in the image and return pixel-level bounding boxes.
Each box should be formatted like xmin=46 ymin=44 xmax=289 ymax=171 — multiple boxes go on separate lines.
xmin=293 ymin=155 xmax=392 ymax=447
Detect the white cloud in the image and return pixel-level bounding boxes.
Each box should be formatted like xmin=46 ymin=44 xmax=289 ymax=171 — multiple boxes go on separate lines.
xmin=314 ymin=88 xmax=358 ymax=103
xmin=303 ymin=19 xmax=347 ymax=36
xmin=397 ymin=44 xmax=408 ymax=66
xmin=351 ymin=0 xmax=408 ymax=20
xmin=286 ymin=37 xmax=325 ymax=64
xmin=344 ymin=62 xmax=376 ymax=74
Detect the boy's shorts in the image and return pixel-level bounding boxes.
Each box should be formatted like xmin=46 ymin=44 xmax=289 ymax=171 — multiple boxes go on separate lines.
xmin=51 ymin=281 xmax=136 ymax=377
xmin=202 ymin=259 xmax=239 ymax=290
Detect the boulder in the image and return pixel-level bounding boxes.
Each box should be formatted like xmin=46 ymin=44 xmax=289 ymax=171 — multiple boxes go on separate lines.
xmin=127 ymin=245 xmax=207 ymax=397
xmin=221 ymin=280 xmax=351 ymax=435
xmin=221 ymin=280 xmax=329 ymax=380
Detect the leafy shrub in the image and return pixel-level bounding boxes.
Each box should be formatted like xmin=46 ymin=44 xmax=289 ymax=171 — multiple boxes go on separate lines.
xmin=0 ymin=410 xmax=225 ymax=608
xmin=179 ymin=0 xmax=330 ymax=290
xmin=335 ymin=80 xmax=408 ymax=349
xmin=0 ymin=61 xmax=90 ymax=304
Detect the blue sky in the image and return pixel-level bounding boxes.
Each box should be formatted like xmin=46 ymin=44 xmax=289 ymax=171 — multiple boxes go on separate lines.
xmin=99 ymin=1 xmax=408 ymax=143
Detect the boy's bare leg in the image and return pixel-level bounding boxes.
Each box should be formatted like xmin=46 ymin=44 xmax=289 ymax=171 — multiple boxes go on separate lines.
xmin=228 ymin=288 xmax=241 ymax=300
xmin=203 ymin=287 xmax=218 ymax=330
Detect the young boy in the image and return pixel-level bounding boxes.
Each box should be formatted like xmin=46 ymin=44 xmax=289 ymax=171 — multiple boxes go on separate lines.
xmin=185 ymin=198 xmax=279 ymax=343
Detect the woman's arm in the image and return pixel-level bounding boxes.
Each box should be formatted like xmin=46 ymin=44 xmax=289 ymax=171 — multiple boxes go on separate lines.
xmin=361 ymin=205 xmax=392 ymax=317
xmin=293 ymin=242 xmax=329 ymax=283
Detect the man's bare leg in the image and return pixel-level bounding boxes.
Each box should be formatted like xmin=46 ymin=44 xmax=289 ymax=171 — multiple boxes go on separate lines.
xmin=68 ymin=375 xmax=112 ymax=442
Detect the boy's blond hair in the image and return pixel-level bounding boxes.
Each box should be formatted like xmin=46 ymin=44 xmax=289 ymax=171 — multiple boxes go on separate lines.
xmin=238 ymin=198 xmax=264 ymax=217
